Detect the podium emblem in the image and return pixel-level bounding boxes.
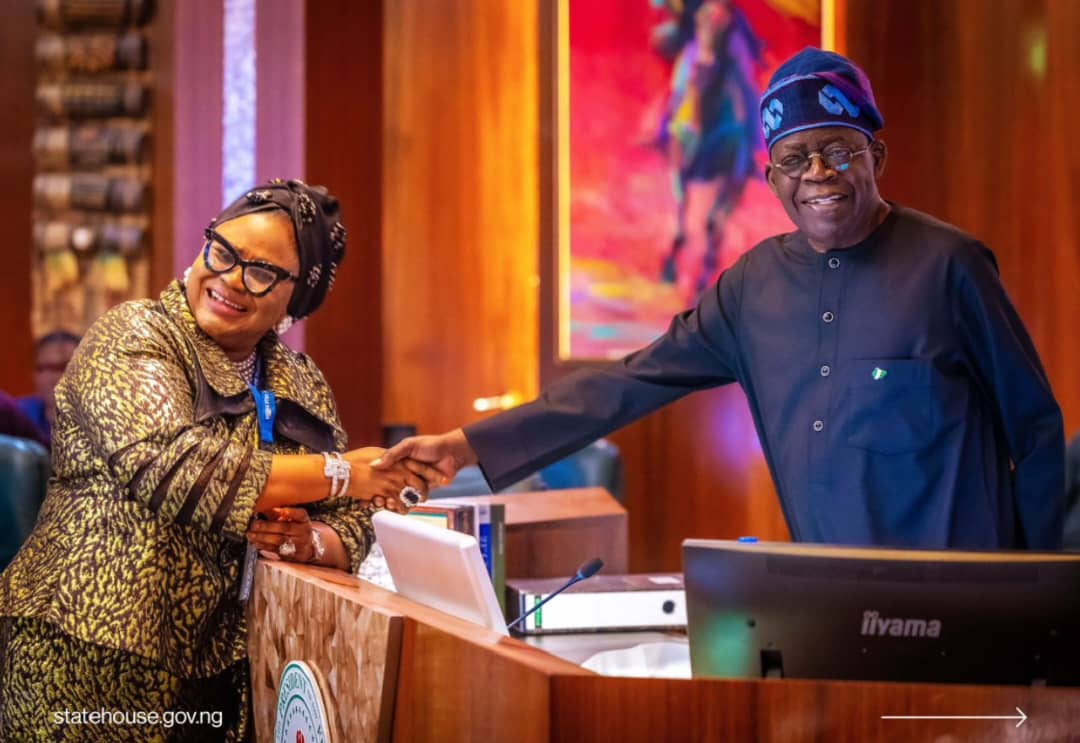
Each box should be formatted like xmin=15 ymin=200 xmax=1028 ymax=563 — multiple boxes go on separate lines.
xmin=274 ymin=660 xmax=332 ymax=743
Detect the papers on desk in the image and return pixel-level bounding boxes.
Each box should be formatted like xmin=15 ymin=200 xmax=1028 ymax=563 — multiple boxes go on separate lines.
xmin=582 ymin=642 xmax=692 ymax=679
xmin=357 ymin=543 xmax=396 ymax=591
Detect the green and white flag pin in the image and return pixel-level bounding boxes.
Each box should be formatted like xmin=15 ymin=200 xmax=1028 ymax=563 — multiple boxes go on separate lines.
xmin=871 ymin=367 xmax=888 ymax=380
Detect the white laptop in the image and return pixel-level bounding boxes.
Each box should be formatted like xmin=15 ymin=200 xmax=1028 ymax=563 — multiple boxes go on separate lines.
xmin=371 ymin=510 xmax=508 ymax=636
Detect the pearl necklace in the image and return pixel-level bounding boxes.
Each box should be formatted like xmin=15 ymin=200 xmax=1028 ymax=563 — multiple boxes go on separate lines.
xmin=233 ymin=350 xmax=257 ymax=384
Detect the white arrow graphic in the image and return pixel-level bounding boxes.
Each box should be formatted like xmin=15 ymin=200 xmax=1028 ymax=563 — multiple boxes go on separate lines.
xmin=882 ymin=707 xmax=1027 ymax=728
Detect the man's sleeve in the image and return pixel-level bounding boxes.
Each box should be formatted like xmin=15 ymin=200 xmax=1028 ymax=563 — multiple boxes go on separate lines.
xmin=466 ymin=261 xmax=746 ymax=491
xmin=952 ymin=242 xmax=1065 ymax=549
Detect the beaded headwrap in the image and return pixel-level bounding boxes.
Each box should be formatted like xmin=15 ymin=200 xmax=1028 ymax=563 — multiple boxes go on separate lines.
xmin=210 ymin=179 xmax=347 ymax=319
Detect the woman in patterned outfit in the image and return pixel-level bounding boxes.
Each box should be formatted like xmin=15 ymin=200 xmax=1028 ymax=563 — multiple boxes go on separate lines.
xmin=0 ymin=181 xmax=439 ymax=741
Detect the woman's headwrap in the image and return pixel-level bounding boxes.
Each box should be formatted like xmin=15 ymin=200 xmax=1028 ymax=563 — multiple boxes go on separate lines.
xmin=210 ymin=179 xmax=347 ymax=319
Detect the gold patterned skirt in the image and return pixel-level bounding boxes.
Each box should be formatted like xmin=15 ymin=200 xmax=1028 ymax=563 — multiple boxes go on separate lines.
xmin=0 ymin=617 xmax=250 ymax=742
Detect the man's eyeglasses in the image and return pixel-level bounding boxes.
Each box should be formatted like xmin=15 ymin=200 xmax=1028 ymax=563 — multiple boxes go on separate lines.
xmin=771 ymin=143 xmax=873 ymax=179
xmin=202 ymin=229 xmax=300 ymax=297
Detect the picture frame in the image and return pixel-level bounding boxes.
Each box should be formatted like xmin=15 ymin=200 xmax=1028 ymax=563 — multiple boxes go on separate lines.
xmin=547 ymin=0 xmax=836 ymax=362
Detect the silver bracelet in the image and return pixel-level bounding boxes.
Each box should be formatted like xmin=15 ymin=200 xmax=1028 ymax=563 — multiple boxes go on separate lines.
xmin=322 ymin=451 xmax=350 ymax=498
xmin=309 ymin=526 xmax=326 ymax=563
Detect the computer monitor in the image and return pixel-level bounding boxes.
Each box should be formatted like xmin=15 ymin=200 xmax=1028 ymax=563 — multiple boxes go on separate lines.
xmin=683 ymin=539 xmax=1080 ymax=686
xmin=372 ymin=511 xmax=508 ymax=636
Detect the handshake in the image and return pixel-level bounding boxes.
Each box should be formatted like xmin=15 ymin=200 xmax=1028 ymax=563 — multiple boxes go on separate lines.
xmin=246 ymin=429 xmax=478 ymax=567
xmin=347 ymin=427 xmax=478 ymax=512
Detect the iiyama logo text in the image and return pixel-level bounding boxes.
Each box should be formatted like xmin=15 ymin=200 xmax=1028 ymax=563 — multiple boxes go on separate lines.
xmin=860 ymin=610 xmax=942 ymax=638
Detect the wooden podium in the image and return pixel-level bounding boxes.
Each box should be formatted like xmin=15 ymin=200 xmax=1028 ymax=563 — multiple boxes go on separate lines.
xmin=247 ymin=490 xmax=1080 ymax=742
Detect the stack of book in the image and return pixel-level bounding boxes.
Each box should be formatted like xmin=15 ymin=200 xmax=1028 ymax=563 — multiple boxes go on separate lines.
xmin=407 ymin=502 xmax=506 ymax=613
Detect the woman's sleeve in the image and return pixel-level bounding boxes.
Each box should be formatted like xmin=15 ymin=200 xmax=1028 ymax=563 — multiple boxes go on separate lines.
xmin=309 ymin=499 xmax=375 ymax=573
xmin=65 ymin=305 xmax=272 ymax=541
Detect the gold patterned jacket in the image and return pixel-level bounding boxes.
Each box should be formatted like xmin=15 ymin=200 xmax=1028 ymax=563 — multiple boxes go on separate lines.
xmin=0 ymin=281 xmax=373 ymax=678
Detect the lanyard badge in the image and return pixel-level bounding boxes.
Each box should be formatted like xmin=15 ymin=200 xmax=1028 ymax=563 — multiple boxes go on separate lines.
xmin=248 ymin=384 xmax=277 ymax=445
xmin=240 ymin=374 xmax=276 ymax=603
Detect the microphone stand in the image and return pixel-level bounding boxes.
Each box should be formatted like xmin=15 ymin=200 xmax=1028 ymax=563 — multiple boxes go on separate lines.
xmin=507 ymin=558 xmax=604 ymax=632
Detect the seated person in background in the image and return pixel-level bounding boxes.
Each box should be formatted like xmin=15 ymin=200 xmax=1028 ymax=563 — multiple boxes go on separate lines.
xmin=0 ymin=180 xmax=440 ymax=742
xmin=375 ymin=48 xmax=1064 ymax=551
xmin=0 ymin=392 xmax=49 ymax=449
xmin=16 ymin=331 xmax=80 ymax=448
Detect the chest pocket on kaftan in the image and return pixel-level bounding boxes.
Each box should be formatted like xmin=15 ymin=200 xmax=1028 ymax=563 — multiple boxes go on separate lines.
xmin=844 ymin=358 xmax=949 ymax=455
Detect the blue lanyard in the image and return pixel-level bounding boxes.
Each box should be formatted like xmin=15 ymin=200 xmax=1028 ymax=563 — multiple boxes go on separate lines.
xmin=248 ymin=384 xmax=276 ymax=446
xmin=240 ymin=354 xmax=274 ymax=604
xmin=247 ymin=356 xmax=276 ymax=447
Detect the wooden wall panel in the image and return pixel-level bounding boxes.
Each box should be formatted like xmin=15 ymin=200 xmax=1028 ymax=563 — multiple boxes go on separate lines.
xmin=844 ymin=0 xmax=1080 ymax=435
xmin=1041 ymin=0 xmax=1080 ymax=436
xmin=0 ymin=0 xmax=38 ymax=395
xmin=1044 ymin=0 xmax=1080 ymax=435
xmin=382 ymin=0 xmax=539 ymax=435
xmin=149 ymin=0 xmax=175 ymax=293
xmin=304 ymin=0 xmax=385 ymax=447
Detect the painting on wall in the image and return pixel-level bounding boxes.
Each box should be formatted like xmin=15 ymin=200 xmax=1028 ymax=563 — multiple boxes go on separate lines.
xmin=555 ymin=0 xmax=829 ymax=360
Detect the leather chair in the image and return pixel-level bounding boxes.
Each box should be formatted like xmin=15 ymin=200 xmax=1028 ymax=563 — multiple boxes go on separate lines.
xmin=1065 ymin=431 xmax=1080 ymax=550
xmin=0 ymin=435 xmax=50 ymax=571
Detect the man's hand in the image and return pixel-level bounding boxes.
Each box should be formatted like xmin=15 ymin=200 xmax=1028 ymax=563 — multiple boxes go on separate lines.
xmin=370 ymin=428 xmax=477 ymax=484
xmin=346 ymin=446 xmax=445 ymax=491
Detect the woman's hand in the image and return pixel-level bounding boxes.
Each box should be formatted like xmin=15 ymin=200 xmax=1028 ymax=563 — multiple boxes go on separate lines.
xmin=343 ymin=447 xmax=440 ymax=511
xmin=246 ymin=507 xmax=317 ymax=562
xmin=349 ymin=447 xmax=388 ymax=464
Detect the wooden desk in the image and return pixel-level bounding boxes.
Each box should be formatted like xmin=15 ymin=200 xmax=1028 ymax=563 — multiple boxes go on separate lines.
xmin=249 ymin=560 xmax=1080 ymax=743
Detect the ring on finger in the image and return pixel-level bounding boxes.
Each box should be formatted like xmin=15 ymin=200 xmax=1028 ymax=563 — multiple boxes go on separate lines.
xmin=278 ymin=539 xmax=297 ymax=557
xmin=398 ymin=486 xmax=423 ymax=508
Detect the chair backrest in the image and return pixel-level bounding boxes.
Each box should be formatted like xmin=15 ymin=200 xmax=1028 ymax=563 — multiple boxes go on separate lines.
xmin=537 ymin=438 xmax=624 ymax=503
xmin=1065 ymin=431 xmax=1080 ymax=550
xmin=0 ymin=435 xmax=50 ymax=570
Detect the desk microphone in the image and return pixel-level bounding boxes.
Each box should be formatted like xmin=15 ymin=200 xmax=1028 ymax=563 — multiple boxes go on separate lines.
xmin=507 ymin=558 xmax=604 ymax=632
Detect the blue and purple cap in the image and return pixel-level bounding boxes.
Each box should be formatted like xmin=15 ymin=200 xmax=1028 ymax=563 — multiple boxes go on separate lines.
xmin=759 ymin=47 xmax=884 ymax=152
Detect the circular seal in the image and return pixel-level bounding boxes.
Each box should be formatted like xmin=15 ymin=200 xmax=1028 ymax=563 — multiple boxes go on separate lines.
xmin=274 ymin=660 xmax=332 ymax=743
